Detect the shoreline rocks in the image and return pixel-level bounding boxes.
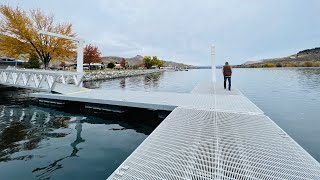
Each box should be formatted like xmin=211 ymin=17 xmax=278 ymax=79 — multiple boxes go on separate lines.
xmin=83 ymin=69 xmax=164 ymax=82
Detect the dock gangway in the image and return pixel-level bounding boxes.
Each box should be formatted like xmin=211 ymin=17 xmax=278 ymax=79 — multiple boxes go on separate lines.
xmin=0 ymin=68 xmax=84 ymax=93
xmin=29 ymin=82 xmax=320 ymax=179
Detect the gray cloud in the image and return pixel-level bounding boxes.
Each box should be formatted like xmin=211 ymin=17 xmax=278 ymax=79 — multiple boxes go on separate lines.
xmin=2 ymin=0 xmax=320 ymax=65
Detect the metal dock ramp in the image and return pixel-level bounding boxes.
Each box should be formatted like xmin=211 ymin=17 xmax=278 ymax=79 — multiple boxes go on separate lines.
xmin=106 ymin=82 xmax=320 ymax=179
xmin=29 ymin=82 xmax=320 ymax=179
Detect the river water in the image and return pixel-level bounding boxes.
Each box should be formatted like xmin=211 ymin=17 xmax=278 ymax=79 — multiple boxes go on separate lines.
xmin=0 ymin=68 xmax=319 ymax=179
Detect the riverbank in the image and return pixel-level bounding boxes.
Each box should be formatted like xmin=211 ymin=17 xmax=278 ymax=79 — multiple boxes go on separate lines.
xmin=83 ymin=69 xmax=164 ymax=82
xmin=234 ymin=61 xmax=320 ymax=68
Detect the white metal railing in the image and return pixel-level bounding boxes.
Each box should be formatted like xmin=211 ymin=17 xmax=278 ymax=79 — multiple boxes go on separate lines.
xmin=0 ymin=68 xmax=84 ymax=92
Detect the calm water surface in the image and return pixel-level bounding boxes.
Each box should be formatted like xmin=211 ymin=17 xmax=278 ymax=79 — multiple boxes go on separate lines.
xmin=0 ymin=68 xmax=319 ymax=179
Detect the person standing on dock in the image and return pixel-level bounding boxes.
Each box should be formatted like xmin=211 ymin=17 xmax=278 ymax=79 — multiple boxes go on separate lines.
xmin=223 ymin=62 xmax=232 ymax=90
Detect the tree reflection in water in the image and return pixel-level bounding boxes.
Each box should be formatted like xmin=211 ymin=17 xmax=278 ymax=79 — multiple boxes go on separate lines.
xmin=0 ymin=86 xmax=161 ymax=179
xmin=32 ymin=118 xmax=85 ymax=179
xmin=0 ymin=86 xmax=85 ymax=179
xmin=144 ymin=73 xmax=162 ymax=89
xmin=119 ymin=78 xmax=126 ymax=89
xmin=0 ymin=107 xmax=70 ymax=162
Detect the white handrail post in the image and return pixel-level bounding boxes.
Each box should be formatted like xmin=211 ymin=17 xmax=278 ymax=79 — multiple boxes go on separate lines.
xmin=211 ymin=44 xmax=216 ymax=83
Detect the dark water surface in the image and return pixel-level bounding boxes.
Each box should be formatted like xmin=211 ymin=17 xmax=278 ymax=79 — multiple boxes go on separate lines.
xmin=0 ymin=88 xmax=148 ymax=179
xmin=0 ymin=68 xmax=320 ymax=179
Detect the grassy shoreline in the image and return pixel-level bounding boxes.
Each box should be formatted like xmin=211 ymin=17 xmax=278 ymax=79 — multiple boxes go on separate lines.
xmin=234 ymin=61 xmax=320 ymax=68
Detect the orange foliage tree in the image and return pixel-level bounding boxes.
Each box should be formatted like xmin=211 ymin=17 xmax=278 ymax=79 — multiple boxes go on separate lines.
xmin=0 ymin=5 xmax=76 ymax=69
xmin=120 ymin=58 xmax=127 ymax=68
xmin=83 ymin=44 xmax=102 ymax=70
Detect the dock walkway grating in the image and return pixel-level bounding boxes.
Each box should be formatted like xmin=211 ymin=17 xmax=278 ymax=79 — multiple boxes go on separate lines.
xmin=29 ymin=81 xmax=320 ymax=179
xmin=31 ymin=88 xmax=263 ymax=115
xmin=106 ymin=82 xmax=320 ymax=179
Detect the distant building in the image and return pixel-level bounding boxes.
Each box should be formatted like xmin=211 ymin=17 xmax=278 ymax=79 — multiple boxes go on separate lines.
xmin=69 ymin=63 xmax=105 ymax=70
xmin=84 ymin=63 xmax=104 ymax=70
xmin=0 ymin=56 xmax=15 ymax=61
xmin=161 ymin=67 xmax=174 ymax=69
xmin=114 ymin=63 xmax=124 ymax=69
xmin=0 ymin=56 xmax=25 ymax=69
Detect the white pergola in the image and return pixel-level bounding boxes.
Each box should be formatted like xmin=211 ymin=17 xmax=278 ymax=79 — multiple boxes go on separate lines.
xmin=38 ymin=30 xmax=84 ymax=73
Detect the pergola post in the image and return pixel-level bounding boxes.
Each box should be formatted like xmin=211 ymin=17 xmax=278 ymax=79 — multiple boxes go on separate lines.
xmin=211 ymin=44 xmax=216 ymax=83
xmin=77 ymin=40 xmax=84 ymax=73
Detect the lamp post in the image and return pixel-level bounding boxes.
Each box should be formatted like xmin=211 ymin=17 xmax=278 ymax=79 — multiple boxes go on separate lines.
xmin=38 ymin=30 xmax=84 ymax=73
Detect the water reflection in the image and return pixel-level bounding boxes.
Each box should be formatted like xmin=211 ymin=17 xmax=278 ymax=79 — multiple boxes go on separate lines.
xmin=0 ymin=106 xmax=70 ymax=162
xmin=143 ymin=73 xmax=162 ymax=89
xmin=0 ymin=87 xmax=153 ymax=179
xmin=295 ymin=68 xmax=320 ymax=91
xmin=119 ymin=78 xmax=126 ymax=89
xmin=32 ymin=119 xmax=85 ymax=179
xmin=83 ymin=80 xmax=101 ymax=89
xmin=0 ymin=85 xmax=33 ymax=106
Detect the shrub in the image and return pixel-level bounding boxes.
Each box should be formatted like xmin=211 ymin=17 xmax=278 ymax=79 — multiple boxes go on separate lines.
xmin=107 ymin=62 xmax=115 ymax=69
xmin=314 ymin=61 xmax=320 ymax=67
xmin=275 ymin=63 xmax=282 ymax=67
xmin=263 ymin=63 xmax=275 ymax=68
xmin=283 ymin=63 xmax=292 ymax=67
xmin=303 ymin=61 xmax=313 ymax=67
xmin=24 ymin=54 xmax=40 ymax=68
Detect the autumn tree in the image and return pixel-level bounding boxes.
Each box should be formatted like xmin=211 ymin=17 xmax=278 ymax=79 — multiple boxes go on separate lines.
xmin=143 ymin=56 xmax=166 ymax=69
xmin=59 ymin=61 xmax=66 ymax=68
xmin=120 ymin=58 xmax=127 ymax=68
xmin=143 ymin=56 xmax=152 ymax=69
xmin=151 ymin=56 xmax=165 ymax=68
xmin=157 ymin=59 xmax=165 ymax=68
xmin=83 ymin=44 xmax=102 ymax=70
xmin=0 ymin=5 xmax=76 ymax=69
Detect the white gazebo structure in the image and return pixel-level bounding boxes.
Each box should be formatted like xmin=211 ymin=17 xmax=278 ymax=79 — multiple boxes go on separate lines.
xmin=38 ymin=30 xmax=85 ymax=73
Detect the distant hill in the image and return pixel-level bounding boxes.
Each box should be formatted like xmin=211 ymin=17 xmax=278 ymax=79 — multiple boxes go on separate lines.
xmin=102 ymin=55 xmax=143 ymax=66
xmin=242 ymin=60 xmax=262 ymax=65
xmin=239 ymin=47 xmax=320 ymax=67
xmin=102 ymin=55 xmax=192 ymax=68
xmin=263 ymin=47 xmax=320 ymax=63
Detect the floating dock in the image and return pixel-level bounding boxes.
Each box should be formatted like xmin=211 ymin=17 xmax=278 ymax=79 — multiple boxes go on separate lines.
xmin=30 ymin=82 xmax=320 ymax=179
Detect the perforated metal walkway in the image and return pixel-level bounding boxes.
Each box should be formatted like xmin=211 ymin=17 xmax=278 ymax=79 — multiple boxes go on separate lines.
xmin=105 ymin=82 xmax=320 ymax=180
xmin=31 ymin=88 xmax=263 ymax=114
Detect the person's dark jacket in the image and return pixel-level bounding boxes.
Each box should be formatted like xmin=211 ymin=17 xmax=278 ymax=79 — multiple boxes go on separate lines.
xmin=223 ymin=65 xmax=232 ymax=76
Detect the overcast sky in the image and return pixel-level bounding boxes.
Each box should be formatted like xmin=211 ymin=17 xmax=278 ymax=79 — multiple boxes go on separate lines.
xmin=1 ymin=0 xmax=320 ymax=65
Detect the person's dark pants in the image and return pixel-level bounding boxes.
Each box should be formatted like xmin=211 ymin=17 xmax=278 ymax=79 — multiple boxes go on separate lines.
xmin=224 ymin=76 xmax=231 ymax=90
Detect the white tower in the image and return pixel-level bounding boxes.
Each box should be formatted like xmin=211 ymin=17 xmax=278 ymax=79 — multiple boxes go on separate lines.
xmin=211 ymin=44 xmax=216 ymax=83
